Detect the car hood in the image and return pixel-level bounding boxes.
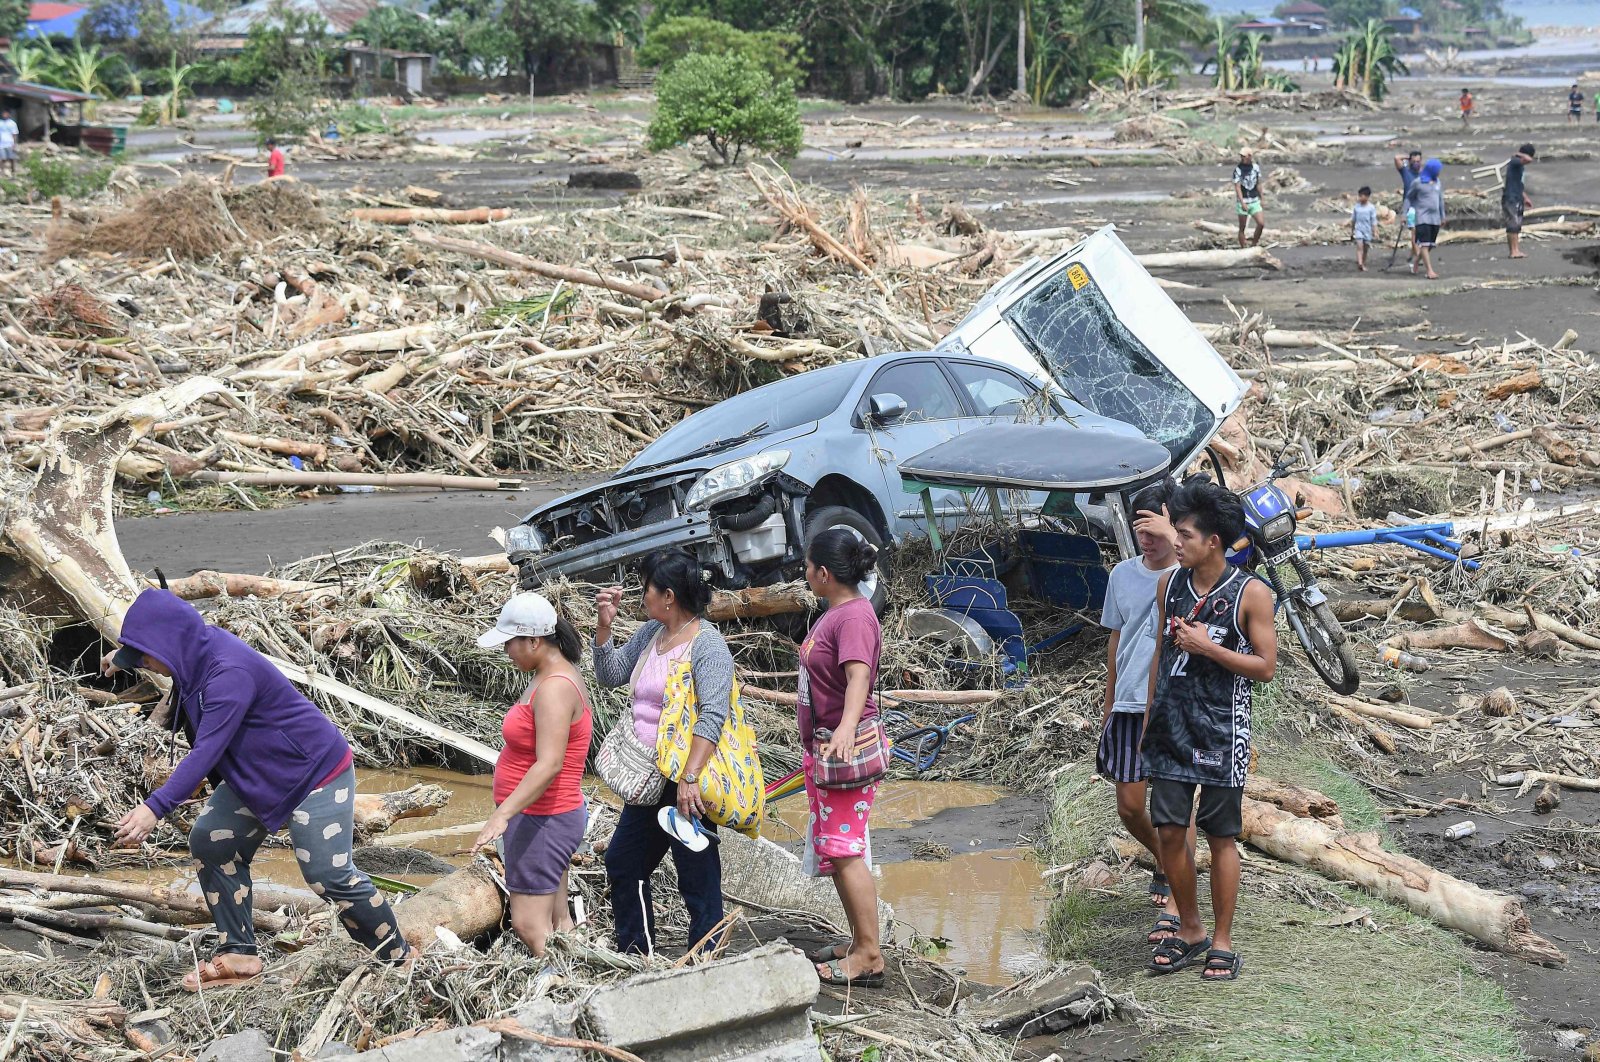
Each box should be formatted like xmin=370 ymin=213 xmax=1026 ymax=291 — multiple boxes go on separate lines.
xmin=521 ymin=421 xmax=820 ymax=523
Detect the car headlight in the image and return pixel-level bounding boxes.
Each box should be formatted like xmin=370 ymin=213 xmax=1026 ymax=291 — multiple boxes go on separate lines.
xmin=684 ymin=451 xmax=790 ymax=511
xmin=1259 ymin=512 xmax=1294 ymax=544
xmin=506 ymin=523 xmax=547 ymax=558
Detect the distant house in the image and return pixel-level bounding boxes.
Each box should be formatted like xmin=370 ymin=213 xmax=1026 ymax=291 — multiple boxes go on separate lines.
xmin=1385 ymin=7 xmax=1425 ymax=35
xmin=201 ymin=0 xmax=389 ymax=44
xmin=0 ymin=79 xmax=93 ymax=141
xmin=343 ymin=43 xmax=433 ymax=94
xmin=1274 ymin=0 xmax=1329 ymax=18
xmin=1462 ymin=24 xmax=1488 ymax=37
xmin=1234 ymin=16 xmax=1287 ymax=33
xmin=25 ymin=0 xmax=207 ymax=37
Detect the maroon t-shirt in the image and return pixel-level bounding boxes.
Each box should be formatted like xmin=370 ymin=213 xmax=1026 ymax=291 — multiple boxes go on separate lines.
xmin=797 ymin=597 xmax=882 ymax=733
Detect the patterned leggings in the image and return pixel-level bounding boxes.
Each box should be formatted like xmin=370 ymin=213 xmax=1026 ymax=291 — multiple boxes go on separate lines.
xmin=188 ymin=766 xmax=408 ymax=962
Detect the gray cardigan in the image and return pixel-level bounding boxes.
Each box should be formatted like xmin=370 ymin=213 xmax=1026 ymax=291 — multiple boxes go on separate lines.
xmin=1405 ymin=179 xmax=1444 ymax=227
xmin=593 ymin=620 xmax=733 ymax=743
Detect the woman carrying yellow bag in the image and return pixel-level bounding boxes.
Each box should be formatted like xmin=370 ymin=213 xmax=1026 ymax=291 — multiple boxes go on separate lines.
xmin=656 ymin=663 xmax=766 ymax=838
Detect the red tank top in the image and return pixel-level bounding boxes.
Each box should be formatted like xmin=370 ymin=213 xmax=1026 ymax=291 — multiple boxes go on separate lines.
xmin=492 ymin=674 xmax=593 ymax=816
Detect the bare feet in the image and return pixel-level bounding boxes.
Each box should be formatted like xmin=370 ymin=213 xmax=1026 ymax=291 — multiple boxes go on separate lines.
xmin=1509 ymin=252 xmax=1527 ymax=259
xmin=1426 ymin=271 xmax=1439 ymax=279
xmin=1358 ymin=263 xmax=1367 ymax=271
xmin=181 ymin=953 xmax=262 ymax=991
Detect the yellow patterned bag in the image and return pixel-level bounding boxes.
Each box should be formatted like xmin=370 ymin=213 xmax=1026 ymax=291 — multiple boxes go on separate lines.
xmin=655 ymin=659 xmax=766 ymax=837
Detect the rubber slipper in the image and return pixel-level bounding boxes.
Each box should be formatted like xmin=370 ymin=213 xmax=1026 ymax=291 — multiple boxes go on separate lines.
xmin=1202 ymin=949 xmax=1243 ymax=981
xmin=1148 ymin=935 xmax=1211 ymax=976
xmin=181 ymin=960 xmax=262 ymax=993
xmin=1149 ymin=871 xmax=1171 ymax=906
xmin=1146 ymin=913 xmax=1181 ymax=945
xmin=807 ymin=941 xmax=849 ymax=964
xmin=657 ymin=807 xmax=716 ymax=852
xmin=817 ymin=958 xmax=885 ymax=988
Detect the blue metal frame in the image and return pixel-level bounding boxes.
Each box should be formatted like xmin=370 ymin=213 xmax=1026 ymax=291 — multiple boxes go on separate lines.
xmin=1297 ymin=521 xmax=1479 ymax=571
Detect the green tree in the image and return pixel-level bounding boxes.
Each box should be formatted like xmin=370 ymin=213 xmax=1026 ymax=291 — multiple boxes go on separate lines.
xmin=0 ymin=0 xmax=27 ymax=40
xmin=59 ymin=43 xmax=126 ymax=112
xmin=1332 ymin=18 xmax=1407 ymax=100
xmin=647 ymin=50 xmax=802 ymax=162
xmin=6 ymin=38 xmax=57 ymax=83
xmin=638 ymin=16 xmax=806 ymax=84
xmin=1323 ymin=0 xmax=1385 ymax=29
xmin=1097 ymin=44 xmax=1180 ymax=92
xmin=502 ymin=0 xmax=590 ymax=87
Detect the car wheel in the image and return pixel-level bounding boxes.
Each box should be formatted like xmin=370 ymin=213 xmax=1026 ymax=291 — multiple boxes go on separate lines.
xmin=803 ymin=505 xmax=890 ymax=615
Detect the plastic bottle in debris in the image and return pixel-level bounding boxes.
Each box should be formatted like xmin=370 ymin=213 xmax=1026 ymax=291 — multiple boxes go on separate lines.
xmin=1444 ymin=821 xmax=1476 ymax=840
xmin=1379 ymin=646 xmax=1431 ymax=673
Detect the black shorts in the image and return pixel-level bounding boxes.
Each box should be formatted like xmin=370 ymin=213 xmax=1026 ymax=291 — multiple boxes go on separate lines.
xmin=1502 ymin=201 xmax=1524 ymax=234
xmin=1096 ymin=712 xmax=1146 ymax=784
xmin=1414 ymin=223 xmax=1440 ymax=247
xmin=1149 ymin=777 xmax=1244 ymax=838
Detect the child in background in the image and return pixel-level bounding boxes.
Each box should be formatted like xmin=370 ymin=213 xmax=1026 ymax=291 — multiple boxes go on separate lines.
xmin=1459 ymin=88 xmax=1474 ymax=127
xmin=265 ymin=138 xmax=285 ymax=179
xmin=1349 ymin=186 xmax=1377 ymax=272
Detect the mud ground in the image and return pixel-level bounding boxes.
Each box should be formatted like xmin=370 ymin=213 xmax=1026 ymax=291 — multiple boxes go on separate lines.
xmin=110 ymin=43 xmax=1600 ymax=1060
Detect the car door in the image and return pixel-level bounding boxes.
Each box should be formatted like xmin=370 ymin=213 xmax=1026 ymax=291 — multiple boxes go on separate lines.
xmin=858 ymin=360 xmax=979 ymax=537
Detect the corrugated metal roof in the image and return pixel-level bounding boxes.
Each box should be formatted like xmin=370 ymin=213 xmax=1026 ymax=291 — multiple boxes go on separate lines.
xmin=204 ymin=0 xmax=386 ymax=36
xmin=0 ymin=80 xmax=96 ymax=103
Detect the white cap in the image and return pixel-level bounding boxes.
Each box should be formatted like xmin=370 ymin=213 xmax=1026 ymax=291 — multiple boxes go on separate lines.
xmin=477 ymin=592 xmax=558 ymax=648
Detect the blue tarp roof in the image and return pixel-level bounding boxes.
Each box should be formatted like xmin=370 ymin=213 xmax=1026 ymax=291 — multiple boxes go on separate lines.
xmin=1398 ymin=6 xmax=1423 ymax=17
xmin=25 ymin=0 xmax=208 ymax=38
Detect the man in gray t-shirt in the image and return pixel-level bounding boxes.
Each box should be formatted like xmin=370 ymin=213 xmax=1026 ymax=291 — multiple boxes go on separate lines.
xmin=1098 ymin=480 xmax=1191 ymax=941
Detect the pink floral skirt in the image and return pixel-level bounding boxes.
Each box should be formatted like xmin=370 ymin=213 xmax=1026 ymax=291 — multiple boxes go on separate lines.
xmin=802 ymin=753 xmax=878 ymax=876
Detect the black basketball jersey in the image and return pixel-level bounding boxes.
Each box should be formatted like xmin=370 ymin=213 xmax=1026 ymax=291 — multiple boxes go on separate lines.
xmin=1143 ymin=566 xmax=1258 ymax=787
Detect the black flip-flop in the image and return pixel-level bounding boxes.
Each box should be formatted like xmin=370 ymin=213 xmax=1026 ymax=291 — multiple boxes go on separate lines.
xmin=1149 ymin=871 xmax=1171 ymax=907
xmin=1202 ymin=949 xmax=1243 ymax=981
xmin=1149 ymin=934 xmax=1211 ymax=976
xmin=806 ymin=942 xmax=848 ymax=964
xmin=817 ymin=958 xmax=885 ymax=988
xmin=1146 ymin=913 xmax=1181 ymax=945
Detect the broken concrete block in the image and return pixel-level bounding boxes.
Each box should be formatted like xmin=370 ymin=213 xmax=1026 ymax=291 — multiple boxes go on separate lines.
xmin=198 ymin=1029 xmax=273 ymax=1062
xmin=567 ymin=167 xmax=642 ymax=191
xmin=582 ymin=942 xmax=821 ymax=1062
xmin=368 ymin=1025 xmax=501 ymax=1062
xmin=960 ymin=965 xmax=1105 ymax=1036
xmin=500 ymin=999 xmax=580 ymax=1062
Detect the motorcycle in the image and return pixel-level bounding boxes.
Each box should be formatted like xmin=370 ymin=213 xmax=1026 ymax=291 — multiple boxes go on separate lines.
xmin=1221 ymin=449 xmax=1360 ymax=695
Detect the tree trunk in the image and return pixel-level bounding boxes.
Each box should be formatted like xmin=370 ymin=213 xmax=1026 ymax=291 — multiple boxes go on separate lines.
xmin=413 ymin=231 xmax=665 ymax=303
xmin=1243 ymin=776 xmax=1342 ymax=827
xmin=164 ymin=570 xmax=333 ymax=602
xmin=1136 ymin=247 xmax=1284 ymax=270
xmin=0 ymin=869 xmax=288 ymax=932
xmin=1384 ymin=619 xmax=1510 ymax=653
xmin=705 ymin=582 xmax=815 ymax=621
xmin=1016 ymin=1 xmax=1026 ymax=96
xmin=394 ymin=860 xmax=504 ymax=950
xmin=350 ymin=207 xmax=513 ymax=224
xmin=352 ymin=784 xmax=452 ymax=839
xmin=1238 ymin=797 xmax=1565 ymax=964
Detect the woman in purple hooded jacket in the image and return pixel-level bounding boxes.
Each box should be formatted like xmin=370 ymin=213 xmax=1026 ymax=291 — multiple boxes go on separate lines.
xmin=106 ymin=589 xmax=410 ymax=989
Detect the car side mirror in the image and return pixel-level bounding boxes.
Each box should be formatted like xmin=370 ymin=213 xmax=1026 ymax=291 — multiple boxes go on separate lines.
xmin=868 ymin=393 xmax=908 ymax=424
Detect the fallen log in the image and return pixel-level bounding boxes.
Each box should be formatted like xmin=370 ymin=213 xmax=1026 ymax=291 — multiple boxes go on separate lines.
xmin=0 ymin=869 xmax=288 ymax=932
xmin=163 ymin=570 xmax=332 ymax=602
xmin=1321 ymin=693 xmax=1438 ymax=729
xmin=1135 ymin=246 xmax=1282 ymax=270
xmin=413 ymin=231 xmax=665 ymax=303
xmin=394 ymin=859 xmax=504 ymax=951
xmin=218 ymin=430 xmax=327 ymax=463
xmin=352 ymin=784 xmax=451 ymax=837
xmin=263 ymin=324 xmax=439 ymax=371
xmin=1239 ymin=797 xmax=1565 ymax=964
xmin=187 ymin=470 xmax=522 ymax=491
xmin=1476 ymin=605 xmax=1600 ymax=651
xmin=1244 ymin=776 xmax=1343 ymax=826
xmin=1438 ymin=219 xmax=1595 ymax=244
xmin=351 ymin=207 xmax=512 ymax=224
xmin=706 ymin=581 xmax=814 ymax=621
xmin=1327 ymin=704 xmax=1397 ymax=753
xmin=1384 ymin=619 xmax=1511 ymax=653
xmin=0 ymin=901 xmax=191 ymax=941
xmin=1331 ymin=598 xmax=1443 ymax=624
xmin=1483 ymin=368 xmax=1542 ymax=401
xmin=1513 ymin=771 xmax=1600 ymax=797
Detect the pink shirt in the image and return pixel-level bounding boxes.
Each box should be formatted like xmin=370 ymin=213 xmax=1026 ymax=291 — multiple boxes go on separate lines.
xmin=631 ymin=638 xmax=690 ymax=745
xmin=797 ymin=597 xmax=881 ymax=733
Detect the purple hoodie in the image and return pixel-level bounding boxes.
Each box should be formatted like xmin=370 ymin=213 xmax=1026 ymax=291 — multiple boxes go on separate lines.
xmin=119 ymin=589 xmax=350 ymax=831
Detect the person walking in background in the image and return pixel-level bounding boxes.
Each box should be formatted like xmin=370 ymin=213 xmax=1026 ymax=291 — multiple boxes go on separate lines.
xmin=0 ymin=110 xmax=18 ymax=178
xmin=593 ymin=550 xmax=733 ymax=957
xmin=1404 ymin=159 xmax=1445 ymax=279
xmin=1393 ymin=149 xmax=1423 ymax=269
xmin=1502 ymin=144 xmax=1535 ymax=260
xmin=1097 ymin=481 xmax=1194 ymax=947
xmin=265 ymin=137 xmax=286 ymax=179
xmin=473 ymin=592 xmax=593 ymax=957
xmin=104 ymin=589 xmax=410 ymax=990
xmin=1350 ymin=185 xmax=1378 ymax=271
xmin=798 ymin=530 xmax=888 ymax=988
xmin=1459 ymin=87 xmax=1475 ymax=127
xmin=1232 ymin=147 xmax=1265 ymax=249
xmin=1142 ymin=482 xmax=1278 ymax=982
xmin=1567 ymin=84 xmax=1584 ymax=124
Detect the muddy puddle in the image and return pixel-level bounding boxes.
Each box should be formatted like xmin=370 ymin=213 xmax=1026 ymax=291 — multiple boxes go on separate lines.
xmin=58 ymin=773 xmax=1046 ymax=985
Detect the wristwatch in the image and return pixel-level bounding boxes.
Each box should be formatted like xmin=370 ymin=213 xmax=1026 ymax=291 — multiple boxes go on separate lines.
xmin=683 ymin=772 xmax=700 ymax=786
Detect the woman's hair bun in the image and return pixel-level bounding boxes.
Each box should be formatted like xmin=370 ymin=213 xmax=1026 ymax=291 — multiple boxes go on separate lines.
xmin=807 ymin=527 xmax=877 ymax=584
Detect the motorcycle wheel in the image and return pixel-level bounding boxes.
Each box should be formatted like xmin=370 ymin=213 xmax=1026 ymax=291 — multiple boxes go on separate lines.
xmin=1285 ymin=595 xmax=1360 ymax=694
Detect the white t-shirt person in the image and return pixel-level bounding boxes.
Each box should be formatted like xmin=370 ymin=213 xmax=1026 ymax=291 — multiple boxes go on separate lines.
xmin=0 ymin=117 xmax=18 ymax=150
xmin=1100 ymin=555 xmax=1179 ymax=713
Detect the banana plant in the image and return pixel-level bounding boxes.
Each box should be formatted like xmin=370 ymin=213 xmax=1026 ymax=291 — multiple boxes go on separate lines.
xmin=159 ymin=53 xmax=199 ymax=124
xmin=59 ymin=43 xmax=121 ymax=114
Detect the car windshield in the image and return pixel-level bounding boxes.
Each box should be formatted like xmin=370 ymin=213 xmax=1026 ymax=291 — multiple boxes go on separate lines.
xmin=1002 ymin=266 xmax=1214 ymax=467
xmin=624 ymin=361 xmax=861 ymax=470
